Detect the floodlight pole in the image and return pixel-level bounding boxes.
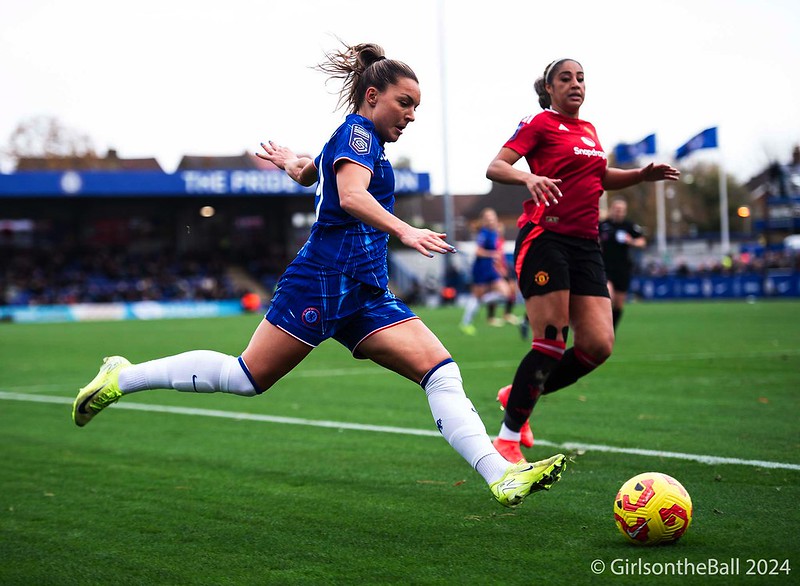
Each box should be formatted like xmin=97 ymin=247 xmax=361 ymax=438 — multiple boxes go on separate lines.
xmin=437 ymin=0 xmax=455 ymax=284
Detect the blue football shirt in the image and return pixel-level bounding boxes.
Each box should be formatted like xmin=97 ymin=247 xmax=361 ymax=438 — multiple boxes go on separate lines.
xmin=296 ymin=113 xmax=395 ymax=290
xmin=475 ymin=227 xmax=499 ymax=253
xmin=472 ymin=227 xmax=500 ymax=283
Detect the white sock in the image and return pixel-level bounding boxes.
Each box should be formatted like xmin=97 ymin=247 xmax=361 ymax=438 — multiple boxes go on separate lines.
xmin=422 ymin=360 xmax=510 ymax=484
xmin=480 ymin=291 xmax=506 ymax=304
xmin=461 ymin=296 xmax=480 ymax=325
xmin=118 ymin=351 xmax=258 ymax=396
xmin=497 ymin=422 xmax=522 ymax=442
xmin=475 ymin=452 xmax=512 ymax=484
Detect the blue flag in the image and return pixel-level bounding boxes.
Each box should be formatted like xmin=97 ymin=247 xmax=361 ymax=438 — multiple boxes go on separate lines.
xmin=614 ymin=134 xmax=657 ymax=164
xmin=675 ymin=127 xmax=718 ymax=160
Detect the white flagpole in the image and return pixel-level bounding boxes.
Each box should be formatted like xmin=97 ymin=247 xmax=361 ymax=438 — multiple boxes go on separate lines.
xmin=656 ymin=180 xmax=667 ymax=257
xmin=718 ymin=144 xmax=730 ymax=255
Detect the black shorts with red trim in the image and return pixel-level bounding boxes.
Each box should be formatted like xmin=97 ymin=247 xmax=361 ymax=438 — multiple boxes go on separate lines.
xmin=514 ymin=223 xmax=610 ymax=298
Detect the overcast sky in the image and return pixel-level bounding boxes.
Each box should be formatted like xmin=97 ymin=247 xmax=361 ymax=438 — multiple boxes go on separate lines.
xmin=1 ymin=0 xmax=798 ymax=193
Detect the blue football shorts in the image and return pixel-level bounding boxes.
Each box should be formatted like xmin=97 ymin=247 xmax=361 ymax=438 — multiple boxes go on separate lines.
xmin=265 ymin=259 xmax=418 ymax=358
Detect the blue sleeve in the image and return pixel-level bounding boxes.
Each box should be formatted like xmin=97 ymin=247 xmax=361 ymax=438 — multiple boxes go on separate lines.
xmin=332 ymin=122 xmax=379 ymax=173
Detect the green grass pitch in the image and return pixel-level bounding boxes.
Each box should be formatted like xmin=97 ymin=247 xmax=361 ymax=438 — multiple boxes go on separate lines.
xmin=1 ymin=300 xmax=798 ymax=585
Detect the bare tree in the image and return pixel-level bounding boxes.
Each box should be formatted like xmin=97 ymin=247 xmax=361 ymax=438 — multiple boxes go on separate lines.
xmin=2 ymin=116 xmax=97 ymax=170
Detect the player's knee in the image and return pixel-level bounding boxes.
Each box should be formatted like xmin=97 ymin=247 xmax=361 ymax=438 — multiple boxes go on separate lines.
xmin=596 ymin=341 xmax=613 ymax=363
xmin=575 ymin=338 xmax=613 ymax=368
xmin=232 ymin=356 xmax=267 ymax=396
xmin=420 ymin=357 xmax=461 ymax=391
xmin=242 ymin=375 xmax=272 ymax=396
xmin=588 ymin=325 xmax=615 ymax=362
xmin=596 ymin=336 xmax=614 ymax=363
xmin=235 ymin=371 xmax=265 ymax=396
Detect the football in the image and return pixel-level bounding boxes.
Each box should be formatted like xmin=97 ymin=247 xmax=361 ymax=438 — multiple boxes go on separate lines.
xmin=613 ymin=472 xmax=693 ymax=545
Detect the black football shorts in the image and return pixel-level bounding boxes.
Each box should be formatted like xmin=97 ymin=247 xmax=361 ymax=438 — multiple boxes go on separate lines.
xmin=515 ymin=223 xmax=610 ymax=299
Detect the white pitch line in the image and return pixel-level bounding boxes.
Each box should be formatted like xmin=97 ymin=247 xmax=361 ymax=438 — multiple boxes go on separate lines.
xmin=0 ymin=391 xmax=440 ymax=437
xmin=555 ymin=442 xmax=800 ymax=470
xmin=2 ymin=390 xmax=799 ymax=472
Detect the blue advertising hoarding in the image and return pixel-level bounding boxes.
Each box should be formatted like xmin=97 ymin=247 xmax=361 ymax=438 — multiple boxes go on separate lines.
xmin=0 ymin=299 xmax=245 ymax=323
xmin=630 ymin=272 xmax=800 ymax=300
xmin=0 ymin=169 xmax=431 ymax=197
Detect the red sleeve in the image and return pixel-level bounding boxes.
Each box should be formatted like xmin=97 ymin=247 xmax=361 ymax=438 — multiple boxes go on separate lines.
xmin=503 ymin=114 xmax=539 ymax=157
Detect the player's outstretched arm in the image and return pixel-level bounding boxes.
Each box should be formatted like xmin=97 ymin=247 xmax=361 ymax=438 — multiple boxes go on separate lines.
xmin=256 ymin=140 xmax=318 ymax=186
xmin=603 ymin=163 xmax=680 ymax=191
xmin=337 ymin=162 xmax=457 ymax=258
xmin=640 ymin=163 xmax=681 ymax=182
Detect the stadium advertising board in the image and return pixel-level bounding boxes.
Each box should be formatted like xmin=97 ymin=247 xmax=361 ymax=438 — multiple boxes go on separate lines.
xmin=0 ymin=169 xmax=431 ymax=197
xmin=631 ymin=272 xmax=800 ymax=299
xmin=0 ymin=300 xmax=244 ymax=323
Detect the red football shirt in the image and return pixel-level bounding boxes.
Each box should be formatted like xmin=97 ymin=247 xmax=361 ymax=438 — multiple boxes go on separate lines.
xmin=503 ymin=109 xmax=608 ymax=239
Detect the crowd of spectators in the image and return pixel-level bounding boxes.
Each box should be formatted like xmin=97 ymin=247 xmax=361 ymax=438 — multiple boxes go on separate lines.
xmin=3 ymin=241 xmax=798 ymax=308
xmin=1 ymin=247 xmax=246 ymax=306
xmin=637 ymin=247 xmax=799 ymax=278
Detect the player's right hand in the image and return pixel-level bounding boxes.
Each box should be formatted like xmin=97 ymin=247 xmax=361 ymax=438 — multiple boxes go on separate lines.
xmin=256 ymin=140 xmax=295 ymax=170
xmin=524 ymin=174 xmax=562 ymax=207
xmin=399 ymin=227 xmax=457 ymax=258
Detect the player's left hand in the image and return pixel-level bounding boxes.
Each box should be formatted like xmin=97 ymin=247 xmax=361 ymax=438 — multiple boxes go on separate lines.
xmin=640 ymin=163 xmax=680 ymax=182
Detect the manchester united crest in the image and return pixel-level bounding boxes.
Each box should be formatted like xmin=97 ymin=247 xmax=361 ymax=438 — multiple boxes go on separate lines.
xmin=534 ymin=271 xmax=550 ymax=286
